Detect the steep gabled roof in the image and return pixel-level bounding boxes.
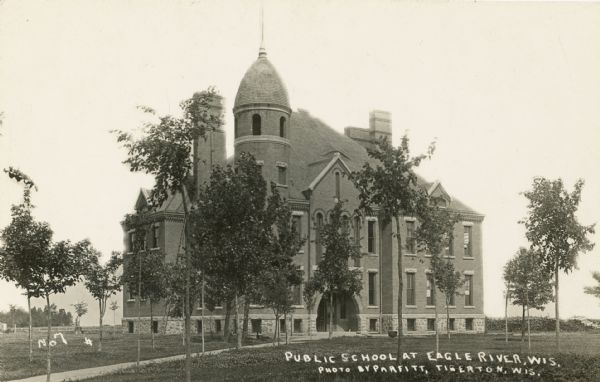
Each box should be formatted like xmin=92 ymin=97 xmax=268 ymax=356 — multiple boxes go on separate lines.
xmin=286 ymin=109 xmax=482 ymax=217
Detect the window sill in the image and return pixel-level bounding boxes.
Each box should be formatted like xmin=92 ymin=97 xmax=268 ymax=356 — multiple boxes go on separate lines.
xmin=276 ymin=184 xmax=288 ymax=188
xmin=127 ymin=299 xmax=135 ymax=303
xmin=443 ymin=255 xmax=456 ymax=259
xmin=464 ymin=306 xmax=476 ymax=309
xmin=406 ymin=305 xmax=417 ymax=308
xmin=291 ymin=305 xmax=304 ymax=309
xmin=367 ymin=253 xmax=378 ymax=257
xmin=150 ymin=247 xmax=161 ymax=251
xmin=463 ymin=257 xmax=475 ymax=260
xmin=404 ymin=253 xmax=417 ymax=257
xmin=424 ymin=254 xmax=432 ymax=258
xmin=425 ymin=305 xmax=436 ymax=309
xmin=445 ymin=305 xmax=457 ymax=309
xmin=367 ymin=305 xmax=379 ymax=309
xmin=249 ymin=304 xmax=264 ymax=308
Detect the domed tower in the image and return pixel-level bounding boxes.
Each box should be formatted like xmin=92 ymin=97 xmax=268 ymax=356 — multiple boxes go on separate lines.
xmin=233 ymin=43 xmax=291 ymax=195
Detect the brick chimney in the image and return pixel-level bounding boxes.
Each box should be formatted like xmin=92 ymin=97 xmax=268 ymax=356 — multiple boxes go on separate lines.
xmin=344 ymin=110 xmax=392 ymax=150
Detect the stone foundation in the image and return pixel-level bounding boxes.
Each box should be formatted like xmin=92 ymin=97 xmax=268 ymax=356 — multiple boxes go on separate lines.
xmin=122 ymin=313 xmax=485 ymax=335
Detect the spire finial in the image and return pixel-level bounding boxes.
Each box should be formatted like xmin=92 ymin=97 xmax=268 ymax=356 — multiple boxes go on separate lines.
xmin=259 ymin=1 xmax=267 ymax=57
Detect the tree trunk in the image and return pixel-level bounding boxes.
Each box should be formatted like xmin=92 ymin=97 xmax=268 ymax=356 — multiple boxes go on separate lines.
xmin=163 ymin=303 xmax=170 ymax=335
xmin=273 ymin=313 xmax=279 ymax=346
xmin=224 ymin=301 xmax=231 ymax=342
xmin=505 ymin=288 xmax=509 ymax=343
xmin=45 ymin=294 xmax=52 ymax=382
xmin=137 ymin=251 xmax=142 ymax=371
xmin=150 ymin=301 xmax=154 ymax=350
xmin=242 ymin=298 xmax=250 ymax=343
xmin=201 ymin=276 xmax=205 ymax=354
xmin=527 ymin=305 xmax=531 ymax=353
xmin=28 ymin=295 xmax=33 ymax=363
xmin=434 ymin=280 xmax=439 ymax=354
xmin=284 ymin=312 xmax=288 ymax=345
xmin=521 ymin=304 xmax=525 ymax=353
xmin=394 ymin=216 xmax=404 ymax=358
xmin=235 ymin=293 xmax=242 ymax=349
xmin=113 ymin=308 xmax=116 ymax=336
xmin=555 ymin=264 xmax=560 ymax=352
xmin=328 ymin=292 xmax=333 ymax=340
xmin=446 ymin=296 xmax=450 ymax=340
xmin=180 ymin=186 xmax=192 ymax=382
xmin=98 ymin=300 xmax=103 ymax=352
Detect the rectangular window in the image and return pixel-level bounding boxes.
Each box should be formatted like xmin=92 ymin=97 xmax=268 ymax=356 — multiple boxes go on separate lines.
xmin=128 ymin=287 xmax=136 ymax=301
xmin=315 ymin=214 xmax=323 ymax=264
xmin=278 ymin=166 xmax=287 ymax=185
xmin=369 ymin=319 xmax=378 ymax=332
xmin=406 ymin=273 xmax=416 ymax=306
xmin=152 ymin=320 xmax=158 ymax=334
xmin=449 ymin=318 xmax=455 ymax=331
xmin=292 ymin=284 xmax=302 ymax=305
xmin=427 ymin=318 xmax=435 ymax=331
xmin=406 ymin=221 xmax=416 ymax=253
xmin=444 ymin=230 xmax=454 ymax=257
xmin=465 ymin=318 xmax=474 ymax=331
xmin=128 ymin=321 xmax=134 ymax=334
xmin=251 ymin=319 xmax=262 ymax=333
xmin=407 ymin=319 xmax=416 ymax=331
xmin=128 ymin=232 xmax=135 ymax=252
xmin=152 ymin=225 xmax=159 ymax=248
xmin=292 ymin=216 xmax=302 ymax=243
xmin=335 ymin=172 xmax=341 ymax=199
xmin=367 ymin=220 xmax=376 ymax=253
xmin=216 ymin=320 xmax=222 ymax=332
xmin=294 ymin=319 xmax=302 ymax=333
xmin=449 ymin=292 xmax=455 ymax=306
xmin=464 ymin=226 xmax=472 ymax=257
xmin=196 ymin=320 xmax=203 ymax=334
xmin=465 ymin=275 xmax=473 ymax=306
xmin=426 ymin=274 xmax=435 ymax=306
xmin=280 ymin=319 xmax=286 ymax=333
xmin=368 ymin=272 xmax=377 ymax=306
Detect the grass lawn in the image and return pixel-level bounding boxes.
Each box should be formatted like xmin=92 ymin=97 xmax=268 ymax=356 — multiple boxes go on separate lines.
xmin=81 ymin=333 xmax=600 ymax=382
xmin=0 ymin=331 xmax=264 ymax=381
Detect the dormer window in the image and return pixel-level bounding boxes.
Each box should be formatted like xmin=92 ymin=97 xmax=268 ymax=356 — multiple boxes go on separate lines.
xmin=252 ymin=114 xmax=261 ymax=135
xmin=279 ymin=117 xmax=286 ymax=138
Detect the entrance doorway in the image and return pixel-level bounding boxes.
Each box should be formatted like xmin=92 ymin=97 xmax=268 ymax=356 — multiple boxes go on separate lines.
xmin=316 ymin=292 xmax=359 ymax=332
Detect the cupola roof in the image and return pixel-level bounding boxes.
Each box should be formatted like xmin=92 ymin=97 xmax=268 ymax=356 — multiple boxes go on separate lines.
xmin=234 ymin=52 xmax=290 ymax=111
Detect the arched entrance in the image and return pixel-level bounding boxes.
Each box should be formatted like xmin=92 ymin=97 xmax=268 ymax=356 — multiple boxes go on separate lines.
xmin=316 ymin=292 xmax=359 ymax=332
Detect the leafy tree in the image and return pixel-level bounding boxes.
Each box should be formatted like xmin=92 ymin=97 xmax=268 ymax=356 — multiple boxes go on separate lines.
xmin=415 ymin=197 xmax=459 ymax=352
xmin=35 ymin=239 xmax=94 ymax=382
xmin=521 ymin=177 xmax=595 ymax=351
xmin=194 ymin=152 xmax=270 ymax=349
xmin=84 ymin=251 xmax=123 ymax=351
xmin=259 ymin=185 xmax=304 ymax=346
xmin=109 ymin=300 xmax=119 ymax=334
xmin=584 ymin=272 xmax=600 ymax=303
xmin=114 ymin=89 xmax=222 ymax=382
xmin=72 ymin=301 xmax=88 ymax=334
xmin=350 ymin=135 xmax=434 ymax=356
xmin=1 ymin=167 xmax=48 ymax=362
xmin=141 ymin=249 xmax=168 ymax=350
xmin=503 ymin=247 xmax=554 ymax=352
xmin=304 ymin=201 xmax=362 ymax=340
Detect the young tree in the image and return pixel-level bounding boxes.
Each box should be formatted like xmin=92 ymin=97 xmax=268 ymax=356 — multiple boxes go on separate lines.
xmin=503 ymin=248 xmax=554 ymax=352
xmin=114 ymin=89 xmax=222 ymax=382
xmin=304 ymin=201 xmax=362 ymax=340
xmin=350 ymin=135 xmax=434 ymax=356
xmin=584 ymin=272 xmax=600 ymax=303
xmin=109 ymin=300 xmax=119 ymax=334
xmin=521 ymin=178 xmax=595 ymax=351
xmin=194 ymin=152 xmax=270 ymax=349
xmin=141 ymin=249 xmax=168 ymax=350
xmin=259 ymin=185 xmax=304 ymax=346
xmin=72 ymin=301 xmax=88 ymax=335
xmin=415 ymin=197 xmax=458 ymax=352
xmin=1 ymin=167 xmax=50 ymax=362
xmin=36 ymin=239 xmax=94 ymax=382
xmin=84 ymin=251 xmax=123 ymax=351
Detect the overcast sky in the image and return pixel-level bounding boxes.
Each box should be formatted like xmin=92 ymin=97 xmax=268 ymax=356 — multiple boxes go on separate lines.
xmin=1 ymin=0 xmax=599 ymax=326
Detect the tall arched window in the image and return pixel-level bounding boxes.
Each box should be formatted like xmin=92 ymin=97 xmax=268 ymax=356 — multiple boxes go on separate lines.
xmin=335 ymin=171 xmax=341 ymax=199
xmin=252 ymin=114 xmax=261 ymax=135
xmin=279 ymin=117 xmax=286 ymax=138
xmin=316 ymin=213 xmax=324 ymax=264
xmin=234 ymin=117 xmax=238 ymax=138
